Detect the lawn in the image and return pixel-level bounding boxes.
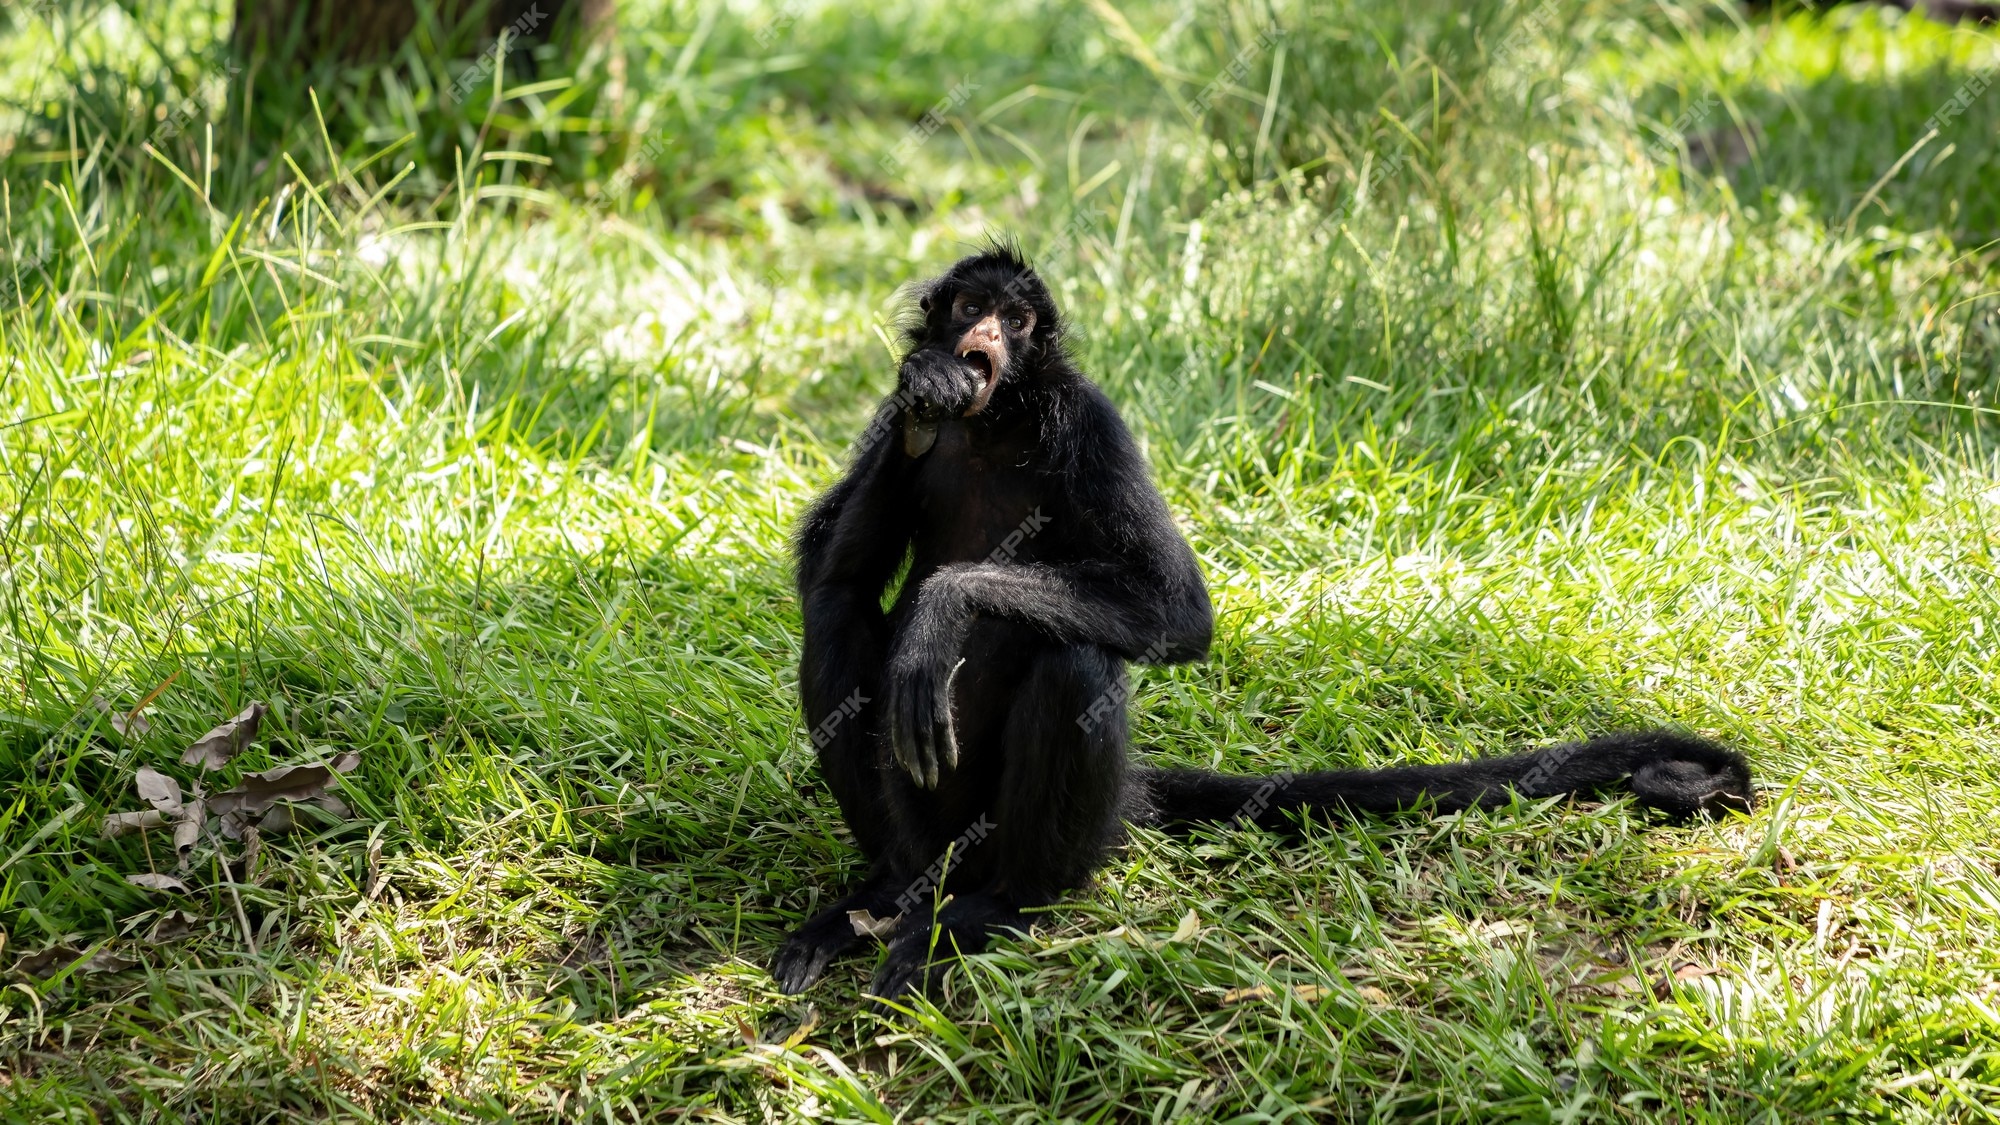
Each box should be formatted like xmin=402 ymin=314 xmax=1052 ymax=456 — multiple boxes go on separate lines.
xmin=2 ymin=0 xmax=1999 ymax=1119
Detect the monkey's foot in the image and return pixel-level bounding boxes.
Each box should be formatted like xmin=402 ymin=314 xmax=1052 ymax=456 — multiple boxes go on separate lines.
xmin=864 ymin=896 xmax=1027 ymax=1013
xmin=771 ymin=904 xmax=871 ymax=994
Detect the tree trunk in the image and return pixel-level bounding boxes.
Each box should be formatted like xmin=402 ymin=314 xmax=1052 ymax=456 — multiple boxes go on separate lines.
xmin=233 ymin=0 xmax=614 ymax=64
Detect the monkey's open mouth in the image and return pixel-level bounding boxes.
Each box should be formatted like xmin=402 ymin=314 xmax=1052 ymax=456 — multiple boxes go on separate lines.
xmin=959 ymin=345 xmax=1004 ymax=415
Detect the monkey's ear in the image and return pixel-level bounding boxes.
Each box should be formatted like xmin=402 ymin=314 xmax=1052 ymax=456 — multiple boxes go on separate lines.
xmin=919 ymin=292 xmax=932 ymax=314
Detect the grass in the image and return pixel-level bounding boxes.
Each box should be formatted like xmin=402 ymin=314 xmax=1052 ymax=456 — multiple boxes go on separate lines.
xmin=1 ymin=0 xmax=1999 ymax=1119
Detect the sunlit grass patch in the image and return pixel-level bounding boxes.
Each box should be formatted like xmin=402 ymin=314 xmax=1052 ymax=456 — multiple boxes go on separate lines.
xmin=2 ymin=0 xmax=1999 ymax=1119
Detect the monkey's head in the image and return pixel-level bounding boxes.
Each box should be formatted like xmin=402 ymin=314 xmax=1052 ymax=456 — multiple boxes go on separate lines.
xmin=900 ymin=246 xmax=1063 ymax=420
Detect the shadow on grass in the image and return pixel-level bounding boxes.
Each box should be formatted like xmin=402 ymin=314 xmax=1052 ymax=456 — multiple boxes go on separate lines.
xmin=1647 ymin=39 xmax=2000 ymax=244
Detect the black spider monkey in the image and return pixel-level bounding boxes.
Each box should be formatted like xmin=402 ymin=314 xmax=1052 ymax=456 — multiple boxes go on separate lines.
xmin=775 ymin=245 xmax=1754 ymax=1004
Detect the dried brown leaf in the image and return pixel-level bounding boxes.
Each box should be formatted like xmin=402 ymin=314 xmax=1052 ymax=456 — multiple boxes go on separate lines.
xmin=1223 ymin=982 xmax=1332 ymax=1005
xmin=1355 ymin=985 xmax=1393 ymax=1006
xmin=125 ymin=873 xmax=190 ymax=893
xmin=240 ymin=825 xmax=264 ymax=883
xmin=181 ymin=703 xmax=267 ymax=770
xmin=13 ymin=943 xmax=136 ymax=978
xmin=174 ymin=796 xmax=205 ymax=869
xmin=1472 ymin=918 xmax=1531 ymax=941
xmin=1168 ymin=908 xmax=1201 ymax=943
xmin=205 ymin=755 xmax=358 ymax=822
xmin=134 ymin=766 xmax=183 ymax=815
xmin=13 ymin=945 xmax=76 ymax=977
xmin=92 ymin=697 xmax=152 ymax=738
xmin=147 ymin=910 xmax=202 ymax=944
xmin=79 ymin=947 xmax=136 ymax=974
xmin=102 ymin=810 xmax=169 ymax=838
xmin=848 ymin=909 xmax=899 ymax=938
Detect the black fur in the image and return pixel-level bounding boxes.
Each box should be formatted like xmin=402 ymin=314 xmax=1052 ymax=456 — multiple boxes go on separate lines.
xmin=776 ymin=246 xmax=1755 ymax=1005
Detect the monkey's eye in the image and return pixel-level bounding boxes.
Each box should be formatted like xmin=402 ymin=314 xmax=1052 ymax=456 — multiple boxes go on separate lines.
xmin=1007 ymin=315 xmax=1025 ymax=330
xmin=963 ymin=303 xmax=982 ymax=317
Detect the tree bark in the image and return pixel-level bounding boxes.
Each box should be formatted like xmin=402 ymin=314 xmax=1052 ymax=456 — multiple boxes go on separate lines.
xmin=233 ymin=0 xmax=614 ymax=64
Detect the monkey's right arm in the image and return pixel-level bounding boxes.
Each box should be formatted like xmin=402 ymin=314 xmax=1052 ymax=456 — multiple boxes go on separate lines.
xmin=794 ymin=415 xmax=912 ymax=736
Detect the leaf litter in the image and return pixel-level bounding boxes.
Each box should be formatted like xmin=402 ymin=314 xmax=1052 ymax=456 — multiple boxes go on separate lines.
xmin=181 ymin=703 xmax=266 ymax=770
xmin=97 ymin=701 xmax=361 ymax=918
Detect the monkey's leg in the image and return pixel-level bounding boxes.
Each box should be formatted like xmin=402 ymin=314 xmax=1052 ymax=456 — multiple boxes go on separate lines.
xmin=770 ymin=867 xmax=902 ymax=995
xmin=867 ymin=892 xmax=1028 ymax=1009
xmin=869 ymin=644 xmax=1128 ymax=1004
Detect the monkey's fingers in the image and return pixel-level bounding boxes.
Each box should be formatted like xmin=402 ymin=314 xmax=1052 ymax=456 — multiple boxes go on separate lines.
xmin=890 ymin=676 xmax=942 ymax=789
xmin=887 ymin=692 xmax=924 ymax=786
xmin=937 ymin=659 xmax=965 ymax=772
xmin=936 ymin=715 xmax=959 ymax=776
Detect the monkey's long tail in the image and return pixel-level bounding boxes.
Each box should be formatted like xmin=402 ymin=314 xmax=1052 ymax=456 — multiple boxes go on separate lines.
xmin=1129 ymin=730 xmax=1753 ymax=830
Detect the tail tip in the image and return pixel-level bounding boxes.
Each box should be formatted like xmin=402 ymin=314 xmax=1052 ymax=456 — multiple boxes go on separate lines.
xmin=1626 ymin=733 xmax=1755 ymax=820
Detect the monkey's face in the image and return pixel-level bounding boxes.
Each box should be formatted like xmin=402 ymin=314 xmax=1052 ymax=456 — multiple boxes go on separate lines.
xmin=945 ymin=289 xmax=1037 ymax=416
xmin=902 ymin=250 xmax=1060 ymax=422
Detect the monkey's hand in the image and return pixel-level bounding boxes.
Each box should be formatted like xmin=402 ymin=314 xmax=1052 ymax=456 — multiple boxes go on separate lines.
xmin=886 ymin=652 xmax=965 ymax=789
xmin=898 ymin=348 xmax=981 ymax=421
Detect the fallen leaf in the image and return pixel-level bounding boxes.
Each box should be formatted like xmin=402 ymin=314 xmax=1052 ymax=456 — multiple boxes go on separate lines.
xmin=102 ymin=810 xmax=169 ymax=838
xmin=1169 ymin=908 xmax=1201 ymax=943
xmin=239 ymin=825 xmax=263 ymax=883
xmin=734 ymin=1016 xmax=758 ymax=1046
xmin=1472 ymin=918 xmax=1531 ymax=941
xmin=80 ymin=947 xmax=136 ymax=974
xmin=221 ymin=792 xmax=352 ymax=841
xmin=1100 ymin=925 xmax=1150 ymax=949
xmin=1673 ymin=962 xmax=1720 ymax=982
xmin=92 ymin=697 xmax=152 ymax=738
xmin=174 ymin=794 xmax=205 ymax=867
xmin=365 ymin=835 xmax=385 ymax=899
xmin=13 ymin=945 xmax=78 ymax=977
xmin=181 ymin=703 xmax=267 ymax=770
xmin=13 ymin=944 xmax=137 ymax=978
xmin=1224 ymin=983 xmax=1332 ymax=1004
xmin=125 ymin=873 xmax=190 ymax=893
xmin=1355 ymin=985 xmax=1393 ymax=1006
xmin=147 ymin=910 xmax=201 ymax=943
xmin=134 ymin=766 xmax=183 ymax=815
xmin=205 ymin=755 xmax=359 ymax=822
xmin=848 ymin=909 xmax=899 ymax=938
